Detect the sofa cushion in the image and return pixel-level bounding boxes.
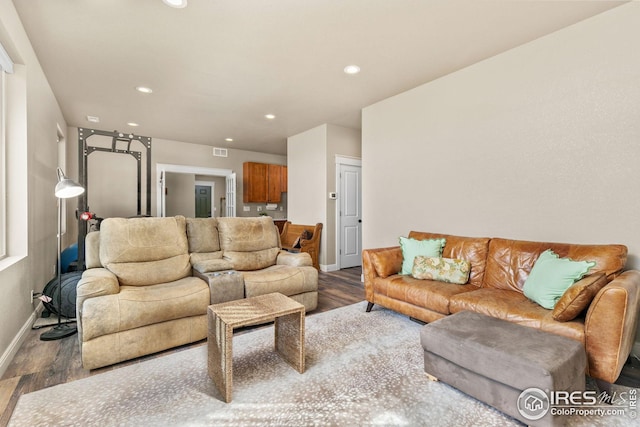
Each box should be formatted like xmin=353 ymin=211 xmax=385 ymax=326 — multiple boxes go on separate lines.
xmin=523 ymin=249 xmax=596 ymax=309
xmin=277 ymin=250 xmax=313 ymax=267
xmin=99 ymin=216 xmax=191 ymax=286
xmin=408 ymin=232 xmax=491 ymax=288
xmin=448 ymin=288 xmax=586 ymax=343
xmin=186 ymin=217 xmax=221 ymax=253
xmin=399 ymin=236 xmax=445 ymax=275
xmin=450 ymin=288 xmax=549 ymax=328
xmin=375 ymin=275 xmax=478 ymax=315
xmin=218 ymin=217 xmax=280 ymax=251
xmin=223 ymin=248 xmax=281 ymax=271
xmin=242 ymin=265 xmax=318 ymax=298
xmin=218 ymin=217 xmax=280 ymax=270
xmin=482 ymin=238 xmax=627 ymax=292
xmin=85 ymin=231 xmax=102 ymax=268
xmin=81 ymin=276 xmax=210 ymax=341
xmin=552 ymin=272 xmax=608 ymax=322
xmin=189 ymin=251 xmax=224 ymax=265
xmin=412 ymin=256 xmax=470 ymax=284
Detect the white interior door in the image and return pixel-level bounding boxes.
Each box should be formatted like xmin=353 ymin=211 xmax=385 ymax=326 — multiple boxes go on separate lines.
xmin=225 ymin=173 xmax=236 ymax=217
xmin=339 ymin=163 xmax=362 ymax=268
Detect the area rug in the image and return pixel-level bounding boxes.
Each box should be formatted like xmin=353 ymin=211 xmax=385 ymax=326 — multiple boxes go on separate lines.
xmin=8 ymin=302 xmax=635 ymax=426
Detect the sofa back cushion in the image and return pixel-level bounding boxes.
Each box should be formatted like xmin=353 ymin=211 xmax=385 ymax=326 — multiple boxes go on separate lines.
xmin=408 ymin=232 xmax=490 ymax=288
xmin=99 ymin=216 xmax=191 ymax=286
xmin=217 ymin=217 xmax=280 ymax=271
xmin=483 ymin=238 xmax=627 ymax=292
xmin=186 ymin=217 xmax=223 ymax=266
xmin=85 ymin=231 xmax=102 ymax=268
xmin=186 ymin=217 xmax=221 ymax=253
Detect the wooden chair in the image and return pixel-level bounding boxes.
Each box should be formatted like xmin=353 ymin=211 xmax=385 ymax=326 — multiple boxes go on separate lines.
xmin=280 ymin=222 xmax=322 ymax=270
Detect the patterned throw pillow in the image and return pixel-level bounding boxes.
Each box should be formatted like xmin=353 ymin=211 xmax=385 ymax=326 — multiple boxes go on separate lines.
xmin=411 ymin=256 xmax=471 ymax=285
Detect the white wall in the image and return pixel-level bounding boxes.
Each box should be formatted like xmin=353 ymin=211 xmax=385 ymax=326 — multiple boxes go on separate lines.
xmin=165 ymin=172 xmax=195 ymax=217
xmin=362 ymin=3 xmax=640 ymax=268
xmin=287 ymin=125 xmax=327 ymax=259
xmin=0 ymin=1 xmax=67 ymax=376
xmin=288 ymin=124 xmax=361 ymax=269
xmin=87 ymin=150 xmax=140 ymax=218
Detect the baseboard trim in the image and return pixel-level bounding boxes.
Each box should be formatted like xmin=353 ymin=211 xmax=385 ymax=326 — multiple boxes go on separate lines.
xmin=320 ymin=264 xmax=338 ymax=272
xmin=0 ymin=303 xmax=42 ymax=378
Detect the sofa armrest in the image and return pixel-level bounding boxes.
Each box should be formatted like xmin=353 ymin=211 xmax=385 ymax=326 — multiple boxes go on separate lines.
xmin=75 ymin=268 xmax=119 ymax=348
xmin=192 ymin=259 xmax=234 ymax=274
xmin=277 ymin=250 xmax=313 ymax=267
xmin=362 ymin=246 xmax=402 ymax=302
xmin=76 ymin=268 xmax=120 ymax=309
xmin=585 ymin=270 xmax=640 ymax=383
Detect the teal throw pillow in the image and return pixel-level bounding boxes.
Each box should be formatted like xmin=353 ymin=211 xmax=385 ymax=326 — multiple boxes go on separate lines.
xmin=399 ymin=237 xmax=446 ymax=275
xmin=523 ymin=249 xmax=596 ymax=309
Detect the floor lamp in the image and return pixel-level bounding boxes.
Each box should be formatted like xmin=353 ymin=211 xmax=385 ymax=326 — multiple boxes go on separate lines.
xmin=40 ymin=168 xmax=85 ymax=341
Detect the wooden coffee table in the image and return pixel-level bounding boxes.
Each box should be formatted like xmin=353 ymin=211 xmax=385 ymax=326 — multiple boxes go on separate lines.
xmin=207 ymin=292 xmax=305 ymax=402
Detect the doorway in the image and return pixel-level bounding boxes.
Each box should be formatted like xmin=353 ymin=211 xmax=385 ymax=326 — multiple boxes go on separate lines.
xmin=157 ymin=164 xmax=235 ymax=217
xmin=337 ymin=157 xmax=362 ymax=269
xmin=195 ymin=183 xmax=214 ymax=218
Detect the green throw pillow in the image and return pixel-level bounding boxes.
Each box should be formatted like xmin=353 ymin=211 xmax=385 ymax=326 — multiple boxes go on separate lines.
xmin=399 ymin=237 xmax=446 ymax=275
xmin=523 ymin=249 xmax=596 ymax=309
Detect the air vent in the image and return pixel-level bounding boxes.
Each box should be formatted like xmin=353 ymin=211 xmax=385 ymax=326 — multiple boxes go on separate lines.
xmin=213 ymin=147 xmax=228 ymax=157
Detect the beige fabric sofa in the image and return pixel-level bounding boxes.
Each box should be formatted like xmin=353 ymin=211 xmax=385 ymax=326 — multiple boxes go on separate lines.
xmin=77 ymin=215 xmax=317 ymax=370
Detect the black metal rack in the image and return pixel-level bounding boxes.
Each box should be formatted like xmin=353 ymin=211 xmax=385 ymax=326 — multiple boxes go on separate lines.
xmin=77 ymin=128 xmax=152 ymax=269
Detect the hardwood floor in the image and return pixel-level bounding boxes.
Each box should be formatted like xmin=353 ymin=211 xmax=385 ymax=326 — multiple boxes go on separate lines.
xmin=0 ymin=267 xmax=363 ymax=426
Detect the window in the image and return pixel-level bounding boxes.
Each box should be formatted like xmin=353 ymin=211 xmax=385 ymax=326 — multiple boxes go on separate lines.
xmin=0 ymin=41 xmax=14 ymax=261
xmin=0 ymin=71 xmax=5 ymax=259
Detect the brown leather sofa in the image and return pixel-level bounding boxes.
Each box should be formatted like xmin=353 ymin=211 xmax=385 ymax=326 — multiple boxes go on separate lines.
xmin=77 ymin=215 xmax=317 ymax=370
xmin=362 ymin=231 xmax=640 ymax=385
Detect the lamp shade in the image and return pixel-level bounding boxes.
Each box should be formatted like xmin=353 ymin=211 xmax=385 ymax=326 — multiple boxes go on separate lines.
xmin=54 ymin=168 xmax=84 ymax=199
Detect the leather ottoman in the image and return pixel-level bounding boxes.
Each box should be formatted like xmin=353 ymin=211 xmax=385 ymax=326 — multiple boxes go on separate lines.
xmin=420 ymin=311 xmax=586 ymax=426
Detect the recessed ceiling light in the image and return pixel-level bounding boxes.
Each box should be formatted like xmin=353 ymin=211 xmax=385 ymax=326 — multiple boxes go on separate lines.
xmin=127 ymin=122 xmax=139 ymax=127
xmin=162 ymin=0 xmax=187 ymax=8
xmin=344 ymin=65 xmax=361 ymax=75
xmin=225 ymin=138 xmax=234 ymax=142
xmin=135 ymin=86 xmax=153 ymax=94
xmin=265 ymin=114 xmax=276 ymax=120
xmin=86 ymin=115 xmax=100 ymax=123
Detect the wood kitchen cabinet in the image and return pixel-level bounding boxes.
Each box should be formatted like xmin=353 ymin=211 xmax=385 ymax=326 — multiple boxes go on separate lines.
xmin=281 ymin=165 xmax=288 ymax=192
xmin=267 ymin=164 xmax=282 ymax=203
xmin=243 ymin=162 xmax=286 ymax=203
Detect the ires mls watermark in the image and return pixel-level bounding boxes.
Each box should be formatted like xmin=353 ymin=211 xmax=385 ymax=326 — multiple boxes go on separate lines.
xmin=517 ymin=387 xmax=637 ymax=421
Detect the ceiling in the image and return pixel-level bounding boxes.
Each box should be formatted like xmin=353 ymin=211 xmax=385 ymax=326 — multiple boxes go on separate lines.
xmin=12 ymin=0 xmax=624 ymax=155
